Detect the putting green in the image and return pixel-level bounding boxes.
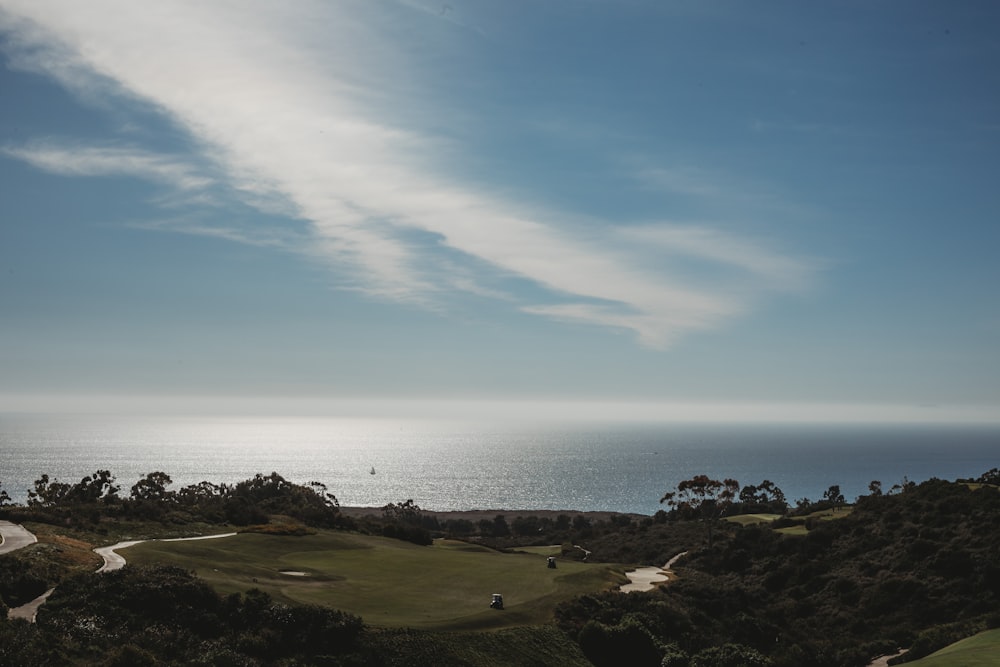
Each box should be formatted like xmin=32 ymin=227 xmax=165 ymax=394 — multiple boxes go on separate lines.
xmin=123 ymin=531 xmax=625 ymax=630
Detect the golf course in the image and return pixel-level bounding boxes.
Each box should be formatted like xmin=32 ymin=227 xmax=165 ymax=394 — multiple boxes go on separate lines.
xmin=122 ymin=531 xmax=627 ymax=630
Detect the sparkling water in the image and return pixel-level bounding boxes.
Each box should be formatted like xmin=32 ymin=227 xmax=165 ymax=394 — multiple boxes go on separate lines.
xmin=1 ymin=414 xmax=997 ymax=514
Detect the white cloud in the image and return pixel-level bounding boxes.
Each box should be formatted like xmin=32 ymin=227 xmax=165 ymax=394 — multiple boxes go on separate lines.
xmin=619 ymin=225 xmax=813 ymax=289
xmin=0 ymin=0 xmax=815 ymax=348
xmin=2 ymin=141 xmax=212 ymax=190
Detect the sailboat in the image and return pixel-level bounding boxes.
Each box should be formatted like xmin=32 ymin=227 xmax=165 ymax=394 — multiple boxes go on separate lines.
xmin=369 ymin=466 xmax=376 ymax=475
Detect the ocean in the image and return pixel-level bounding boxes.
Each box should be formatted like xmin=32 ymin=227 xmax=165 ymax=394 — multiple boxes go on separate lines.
xmin=1 ymin=414 xmax=997 ymax=515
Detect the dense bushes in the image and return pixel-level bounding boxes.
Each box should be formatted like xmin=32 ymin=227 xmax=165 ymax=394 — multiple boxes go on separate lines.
xmin=0 ymin=557 xmax=49 ymax=608
xmin=29 ymin=565 xmax=363 ymax=665
xmin=3 ymin=470 xmax=998 ymax=665
xmin=554 ymin=477 xmax=1000 ymax=667
xmin=11 ymin=470 xmax=353 ymax=531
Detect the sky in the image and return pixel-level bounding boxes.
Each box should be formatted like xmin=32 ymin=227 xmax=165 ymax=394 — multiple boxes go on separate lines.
xmin=1 ymin=1 xmax=999 ymax=422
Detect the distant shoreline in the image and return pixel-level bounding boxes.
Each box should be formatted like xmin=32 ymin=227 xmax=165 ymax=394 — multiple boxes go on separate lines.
xmin=339 ymin=507 xmax=648 ymax=522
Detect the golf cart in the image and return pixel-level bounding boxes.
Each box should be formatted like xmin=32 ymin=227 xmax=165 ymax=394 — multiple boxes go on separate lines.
xmin=490 ymin=593 xmax=504 ymax=610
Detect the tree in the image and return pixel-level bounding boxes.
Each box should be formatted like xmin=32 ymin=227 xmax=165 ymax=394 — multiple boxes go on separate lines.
xmin=757 ymin=479 xmax=786 ymax=508
xmin=493 ymin=514 xmax=511 ymax=537
xmin=691 ymin=643 xmax=771 ymax=667
xmin=65 ymin=470 xmax=119 ymax=505
xmin=130 ymin=472 xmax=174 ymax=502
xmin=381 ymin=499 xmax=422 ymax=524
xmin=660 ymin=475 xmax=740 ymax=546
xmin=27 ymin=474 xmax=71 ymax=507
xmin=512 ymin=515 xmax=541 ymax=536
xmin=0 ymin=480 xmax=10 ymax=507
xmin=976 ymin=468 xmax=1000 ymax=485
xmin=308 ymin=481 xmax=339 ymax=508
xmin=822 ymin=484 xmax=845 ymax=511
xmin=868 ymin=480 xmax=883 ymax=497
xmin=889 ymin=476 xmax=916 ymax=495
xmin=738 ymin=480 xmax=787 ymax=513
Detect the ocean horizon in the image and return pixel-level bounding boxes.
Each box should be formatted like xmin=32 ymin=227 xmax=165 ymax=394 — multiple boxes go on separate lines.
xmin=1 ymin=413 xmax=997 ymax=515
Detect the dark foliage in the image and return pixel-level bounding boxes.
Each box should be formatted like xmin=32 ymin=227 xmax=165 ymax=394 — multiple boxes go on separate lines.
xmin=12 ymin=469 xmax=355 ymax=532
xmin=379 ymin=499 xmax=435 ymax=545
xmin=0 ymin=557 xmax=50 ymax=607
xmin=557 ymin=476 xmax=1000 ymax=667
xmin=27 ymin=565 xmax=363 ymax=665
xmin=4 ymin=468 xmax=999 ymax=666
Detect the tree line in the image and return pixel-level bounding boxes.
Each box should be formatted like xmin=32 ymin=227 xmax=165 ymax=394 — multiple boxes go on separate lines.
xmin=557 ymin=469 xmax=1000 ymax=667
xmin=2 ymin=467 xmax=998 ymax=666
xmin=0 ymin=470 xmax=349 ymax=530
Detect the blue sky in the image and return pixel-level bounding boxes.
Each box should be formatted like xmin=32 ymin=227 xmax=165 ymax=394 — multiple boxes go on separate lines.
xmin=1 ymin=1 xmax=999 ymax=421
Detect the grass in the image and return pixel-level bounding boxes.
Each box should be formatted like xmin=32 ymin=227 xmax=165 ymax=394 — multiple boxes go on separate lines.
xmin=512 ymin=545 xmax=562 ymax=556
xmin=725 ymin=513 xmax=783 ymax=526
xmin=905 ymin=629 xmax=1000 ymax=667
xmin=726 ymin=507 xmax=855 ymax=535
xmin=962 ymin=482 xmax=999 ymax=492
xmin=123 ymin=531 xmax=626 ymax=630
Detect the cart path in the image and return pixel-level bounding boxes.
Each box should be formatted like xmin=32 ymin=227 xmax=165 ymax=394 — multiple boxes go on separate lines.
xmin=1 ymin=521 xmax=45 ymax=621
xmin=0 ymin=520 xmax=38 ymax=554
xmin=96 ymin=532 xmax=238 ymax=572
xmin=7 ymin=530 xmax=237 ymax=622
xmin=7 ymin=588 xmax=55 ymax=622
xmin=866 ymin=648 xmax=909 ymax=667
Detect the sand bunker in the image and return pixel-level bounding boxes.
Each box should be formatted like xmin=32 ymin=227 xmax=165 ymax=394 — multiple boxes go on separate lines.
xmin=279 ymin=570 xmax=308 ymax=576
xmin=621 ymin=566 xmax=669 ymax=592
xmin=621 ymin=550 xmax=688 ymax=593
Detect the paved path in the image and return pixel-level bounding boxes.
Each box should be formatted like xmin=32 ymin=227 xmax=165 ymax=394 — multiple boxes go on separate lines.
xmin=1 ymin=520 xmax=45 ymax=621
xmin=866 ymin=648 xmax=908 ymax=667
xmin=7 ymin=588 xmax=54 ymax=622
xmin=0 ymin=520 xmax=38 ymax=554
xmin=94 ymin=540 xmax=148 ymax=573
xmin=95 ymin=532 xmax=238 ymax=572
xmin=6 ymin=528 xmax=236 ymax=622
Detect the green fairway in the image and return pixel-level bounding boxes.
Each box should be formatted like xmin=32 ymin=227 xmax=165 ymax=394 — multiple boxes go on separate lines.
xmin=905 ymin=629 xmax=1000 ymax=667
xmin=512 ymin=545 xmax=562 ymax=556
xmin=123 ymin=532 xmax=626 ymax=630
xmin=725 ymin=513 xmax=782 ymax=526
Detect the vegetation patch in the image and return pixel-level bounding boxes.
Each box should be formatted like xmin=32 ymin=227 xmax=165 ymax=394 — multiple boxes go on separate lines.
xmin=904 ymin=629 xmax=1000 ymax=666
xmin=4 ymin=467 xmax=998 ymax=665
xmin=725 ymin=513 xmax=783 ymax=526
xmin=123 ymin=531 xmax=626 ymax=630
xmin=240 ymin=522 xmax=316 ymax=536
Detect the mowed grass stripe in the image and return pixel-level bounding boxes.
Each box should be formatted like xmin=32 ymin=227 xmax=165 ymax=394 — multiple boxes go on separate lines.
xmin=124 ymin=531 xmax=626 ymax=630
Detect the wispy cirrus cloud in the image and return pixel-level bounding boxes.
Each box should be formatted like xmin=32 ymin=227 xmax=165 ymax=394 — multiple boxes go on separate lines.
xmin=0 ymin=0 xmax=816 ymax=348
xmin=2 ymin=141 xmax=213 ymax=190
xmin=618 ymin=225 xmax=814 ymax=290
xmin=124 ymin=215 xmax=304 ymax=252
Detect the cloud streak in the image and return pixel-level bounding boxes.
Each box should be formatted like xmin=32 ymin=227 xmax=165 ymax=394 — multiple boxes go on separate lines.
xmin=2 ymin=142 xmax=212 ymax=190
xmin=0 ymin=1 xmax=815 ymax=348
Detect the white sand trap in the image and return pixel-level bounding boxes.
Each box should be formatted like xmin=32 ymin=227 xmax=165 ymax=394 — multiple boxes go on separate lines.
xmin=621 ymin=551 xmax=688 ymax=593
xmin=621 ymin=566 xmax=669 ymax=592
xmin=280 ymin=571 xmax=308 ymax=576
